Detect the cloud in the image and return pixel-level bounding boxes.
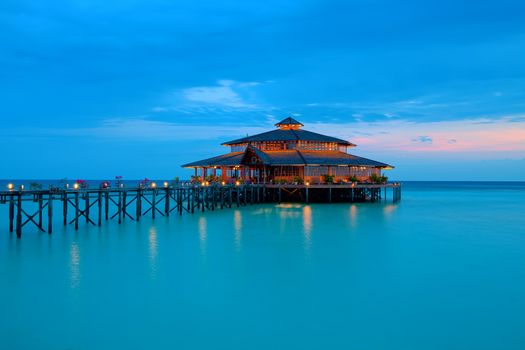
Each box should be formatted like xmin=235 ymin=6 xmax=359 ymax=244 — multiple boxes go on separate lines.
xmin=180 ymin=79 xmax=260 ymax=109
xmin=412 ymin=135 xmax=433 ymax=144
xmin=299 ymin=115 xmax=525 ymax=156
xmin=45 ymin=117 xmax=268 ymax=142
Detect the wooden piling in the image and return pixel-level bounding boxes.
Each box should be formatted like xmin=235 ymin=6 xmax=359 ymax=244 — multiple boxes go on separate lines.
xmin=118 ymin=191 xmax=122 ymax=224
xmin=38 ymin=194 xmax=43 ymax=229
xmin=8 ymin=196 xmax=14 ymax=233
xmin=105 ymin=192 xmax=109 ymax=220
xmin=152 ymin=189 xmax=156 ymax=219
xmin=165 ymin=188 xmax=170 ymax=216
xmin=85 ymin=192 xmax=90 ymax=223
xmin=122 ymin=191 xmax=127 ymax=220
xmin=136 ymin=188 xmax=142 ymax=221
xmin=305 ymin=187 xmax=309 ymax=204
xmin=98 ymin=192 xmax=102 ymax=226
xmin=63 ymin=193 xmax=68 ymax=225
xmin=16 ymin=192 xmax=22 ymax=238
xmin=74 ymin=191 xmax=79 ymax=230
xmin=48 ymin=193 xmax=53 ymax=234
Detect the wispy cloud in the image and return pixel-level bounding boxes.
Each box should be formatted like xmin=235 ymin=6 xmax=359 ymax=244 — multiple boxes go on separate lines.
xmin=152 ymin=79 xmax=271 ymax=113
xmin=182 ymin=80 xmax=255 ymax=108
xmin=412 ymin=135 xmax=433 ymax=144
xmin=7 ymin=118 xmax=268 ymax=142
xmin=301 ymin=115 xmax=525 ymax=156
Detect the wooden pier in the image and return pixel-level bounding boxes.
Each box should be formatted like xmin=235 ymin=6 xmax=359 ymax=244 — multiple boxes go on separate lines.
xmin=0 ymin=183 xmax=401 ymax=237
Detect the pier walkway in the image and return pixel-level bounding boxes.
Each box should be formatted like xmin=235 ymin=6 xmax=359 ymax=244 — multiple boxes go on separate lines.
xmin=0 ymin=183 xmax=401 ymax=237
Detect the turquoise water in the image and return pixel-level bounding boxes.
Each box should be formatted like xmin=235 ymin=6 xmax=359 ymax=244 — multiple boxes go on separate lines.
xmin=1 ymin=182 xmax=524 ymax=349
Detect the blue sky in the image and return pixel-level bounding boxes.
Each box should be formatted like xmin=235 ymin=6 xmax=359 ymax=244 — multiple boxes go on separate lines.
xmin=1 ymin=0 xmax=524 ymax=180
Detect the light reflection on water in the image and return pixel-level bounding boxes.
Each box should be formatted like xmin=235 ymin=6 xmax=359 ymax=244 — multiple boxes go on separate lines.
xmin=383 ymin=204 xmax=397 ymax=216
xmin=234 ymin=210 xmax=242 ymax=252
xmin=302 ymin=205 xmax=312 ymax=257
xmin=349 ymin=204 xmax=357 ymax=228
xmin=148 ymin=226 xmax=158 ymax=279
xmin=69 ymin=241 xmax=80 ymax=289
xmin=198 ymin=216 xmax=207 ymax=259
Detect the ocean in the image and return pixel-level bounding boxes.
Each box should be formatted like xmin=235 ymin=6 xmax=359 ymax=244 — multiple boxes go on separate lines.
xmin=0 ymin=182 xmax=524 ymax=349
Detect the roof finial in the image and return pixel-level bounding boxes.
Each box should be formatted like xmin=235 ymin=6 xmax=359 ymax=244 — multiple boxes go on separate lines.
xmin=275 ymin=116 xmax=303 ymax=130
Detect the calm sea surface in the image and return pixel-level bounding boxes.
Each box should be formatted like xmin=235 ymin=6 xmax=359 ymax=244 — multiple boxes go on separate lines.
xmin=1 ymin=182 xmax=524 ymax=350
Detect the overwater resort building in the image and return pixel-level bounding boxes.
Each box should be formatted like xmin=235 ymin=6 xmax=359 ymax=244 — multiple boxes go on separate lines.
xmin=183 ymin=117 xmax=392 ymax=184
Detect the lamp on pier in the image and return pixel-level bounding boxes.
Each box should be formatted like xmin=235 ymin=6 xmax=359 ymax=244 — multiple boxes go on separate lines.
xmin=19 ymin=185 xmax=24 ymax=190
xmin=7 ymin=183 xmax=14 ymax=191
xmin=163 ymin=182 xmax=169 ymax=188
xmin=151 ymin=182 xmax=157 ymax=188
xmin=73 ymin=183 xmax=79 ymax=190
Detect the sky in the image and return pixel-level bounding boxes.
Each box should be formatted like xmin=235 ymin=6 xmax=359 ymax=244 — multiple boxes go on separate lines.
xmin=1 ymin=0 xmax=524 ymax=181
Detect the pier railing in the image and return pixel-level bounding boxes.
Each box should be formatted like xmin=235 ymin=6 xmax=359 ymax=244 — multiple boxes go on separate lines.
xmin=0 ymin=183 xmax=401 ymax=237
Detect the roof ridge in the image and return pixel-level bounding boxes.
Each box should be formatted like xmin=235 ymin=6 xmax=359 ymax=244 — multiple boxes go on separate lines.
xmin=296 ymin=149 xmax=308 ymax=165
xmin=290 ymin=128 xmax=300 ymax=141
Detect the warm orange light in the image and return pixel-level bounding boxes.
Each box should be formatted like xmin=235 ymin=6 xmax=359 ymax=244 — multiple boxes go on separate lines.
xmin=151 ymin=182 xmax=157 ymax=188
xmin=7 ymin=183 xmax=14 ymax=190
xmin=221 ymin=181 xmax=225 ymax=186
xmin=73 ymin=183 xmax=79 ymax=190
xmin=163 ymin=181 xmax=169 ymax=188
xmin=201 ymin=181 xmax=206 ymax=186
xmin=305 ymin=182 xmax=310 ymax=186
xmin=235 ymin=181 xmax=240 ymax=186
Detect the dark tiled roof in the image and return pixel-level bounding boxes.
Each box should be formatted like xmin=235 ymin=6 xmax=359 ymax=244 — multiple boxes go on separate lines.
xmin=181 ymin=152 xmax=244 ymax=167
xmin=263 ymin=151 xmax=305 ymax=165
xmin=275 ymin=117 xmax=303 ymax=126
xmin=298 ymin=151 xmax=390 ymax=167
xmin=222 ymin=128 xmax=355 ymax=146
xmin=183 ymin=149 xmax=391 ymax=168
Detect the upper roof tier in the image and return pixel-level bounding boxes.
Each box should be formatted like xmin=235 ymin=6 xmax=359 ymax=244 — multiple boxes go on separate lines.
xmin=222 ymin=118 xmax=356 ymax=146
xmin=275 ymin=117 xmax=304 ymax=129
